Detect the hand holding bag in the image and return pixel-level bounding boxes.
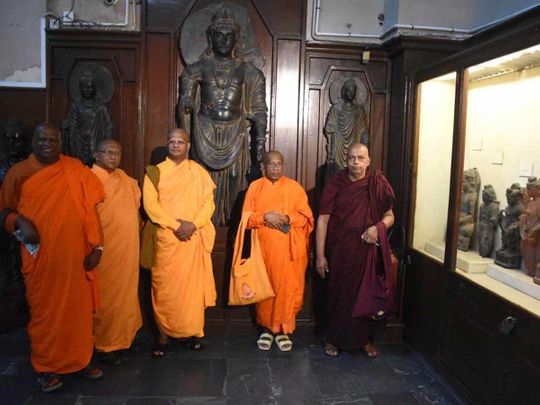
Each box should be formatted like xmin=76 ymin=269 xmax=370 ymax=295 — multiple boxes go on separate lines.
xmin=228 ymin=211 xmax=275 ymax=305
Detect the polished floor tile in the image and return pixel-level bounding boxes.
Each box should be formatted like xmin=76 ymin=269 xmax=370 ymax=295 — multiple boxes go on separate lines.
xmin=0 ymin=329 xmax=464 ymax=404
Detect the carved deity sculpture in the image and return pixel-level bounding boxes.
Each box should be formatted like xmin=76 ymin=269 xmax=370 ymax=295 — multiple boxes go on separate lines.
xmin=495 ymin=183 xmax=523 ymax=268
xmin=178 ymin=7 xmax=268 ymax=226
xmin=0 ymin=117 xmax=27 ymax=184
xmin=0 ymin=118 xmax=28 ymax=318
xmin=324 ymin=78 xmax=368 ymax=176
xmin=458 ymin=168 xmax=481 ymax=251
xmin=478 ymin=185 xmax=499 ymax=257
xmin=63 ymin=64 xmax=114 ymax=166
xmin=519 ymin=177 xmax=540 ymax=284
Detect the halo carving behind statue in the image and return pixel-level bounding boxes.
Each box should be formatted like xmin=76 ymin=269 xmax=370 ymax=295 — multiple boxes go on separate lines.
xmin=329 ymin=77 xmax=368 ymax=106
xmin=178 ymin=1 xmax=264 ymax=69
xmin=67 ymin=62 xmax=115 ymax=103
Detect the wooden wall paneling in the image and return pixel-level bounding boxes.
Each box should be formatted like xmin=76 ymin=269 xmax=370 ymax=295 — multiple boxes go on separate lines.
xmin=0 ymin=89 xmax=46 ymax=140
xmin=144 ymin=32 xmax=172 ymax=167
xmin=304 ymin=89 xmax=321 ymax=195
xmin=274 ymin=39 xmax=301 ymax=178
xmin=252 ymin=0 xmax=303 ymax=38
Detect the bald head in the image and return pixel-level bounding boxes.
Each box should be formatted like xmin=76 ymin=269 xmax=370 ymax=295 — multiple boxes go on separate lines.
xmin=346 ymin=143 xmax=370 ymax=181
xmin=168 ymin=128 xmax=190 ymax=142
xmin=262 ymin=150 xmax=285 ymax=183
xmin=263 ymin=150 xmax=284 ymax=165
xmin=96 ymin=138 xmax=121 ymax=151
xmin=32 ymin=122 xmax=61 ymax=165
xmin=347 ymin=143 xmax=369 ymax=158
xmin=95 ymin=138 xmax=122 ymax=172
xmin=167 ymin=128 xmax=190 ymax=164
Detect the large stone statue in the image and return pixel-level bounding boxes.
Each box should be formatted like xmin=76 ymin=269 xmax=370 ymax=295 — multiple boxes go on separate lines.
xmin=0 ymin=117 xmax=27 ymax=184
xmin=519 ymin=177 xmax=540 ymax=284
xmin=478 ymin=185 xmax=499 ymax=258
xmin=178 ymin=7 xmax=268 ymax=226
xmin=495 ymin=183 xmax=523 ymax=268
xmin=458 ymin=168 xmax=481 ymax=251
xmin=324 ymin=78 xmax=368 ymax=176
xmin=63 ymin=63 xmax=114 ymax=166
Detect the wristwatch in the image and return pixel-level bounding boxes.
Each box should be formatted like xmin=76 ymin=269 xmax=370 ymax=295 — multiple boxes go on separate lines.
xmin=94 ymin=245 xmax=104 ymax=252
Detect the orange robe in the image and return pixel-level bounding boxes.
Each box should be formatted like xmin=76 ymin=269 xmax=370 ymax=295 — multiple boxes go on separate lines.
xmin=143 ymin=158 xmax=216 ymax=338
xmin=242 ymin=176 xmax=314 ymax=334
xmin=0 ymin=154 xmax=104 ymax=374
xmin=92 ymin=165 xmax=142 ymax=352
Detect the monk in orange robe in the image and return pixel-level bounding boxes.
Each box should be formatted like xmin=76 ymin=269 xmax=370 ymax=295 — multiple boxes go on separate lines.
xmin=240 ymin=150 xmax=314 ymax=351
xmin=143 ymin=128 xmax=216 ymax=356
xmin=0 ymin=123 xmax=105 ymax=392
xmin=92 ymin=139 xmax=142 ymax=364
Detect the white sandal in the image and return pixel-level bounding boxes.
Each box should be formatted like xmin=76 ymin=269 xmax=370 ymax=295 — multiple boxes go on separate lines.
xmin=257 ymin=332 xmax=274 ymax=350
xmin=275 ymin=334 xmax=292 ymax=352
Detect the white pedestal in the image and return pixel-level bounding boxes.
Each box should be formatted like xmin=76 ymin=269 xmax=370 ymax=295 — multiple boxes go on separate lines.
xmin=425 ymin=242 xmax=493 ymax=273
xmin=487 ymin=264 xmax=540 ymax=301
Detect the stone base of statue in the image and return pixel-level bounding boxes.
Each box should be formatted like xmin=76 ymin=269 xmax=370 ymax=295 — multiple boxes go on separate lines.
xmin=494 ymin=249 xmax=522 ymax=269
xmin=425 ymin=241 xmax=492 ymax=273
xmin=487 ymin=263 xmax=540 ymax=300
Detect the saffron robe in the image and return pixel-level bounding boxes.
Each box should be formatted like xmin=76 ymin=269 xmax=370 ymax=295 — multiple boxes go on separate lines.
xmin=143 ymin=158 xmax=216 ymax=338
xmin=92 ymin=165 xmax=142 ymax=352
xmin=320 ymin=169 xmax=395 ymax=350
xmin=241 ymin=176 xmax=314 ymax=334
xmin=0 ymin=154 xmax=105 ymax=373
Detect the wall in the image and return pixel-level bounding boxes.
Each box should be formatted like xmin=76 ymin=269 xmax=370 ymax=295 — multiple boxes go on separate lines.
xmin=307 ymin=0 xmax=540 ymax=44
xmin=0 ymin=0 xmax=45 ymax=84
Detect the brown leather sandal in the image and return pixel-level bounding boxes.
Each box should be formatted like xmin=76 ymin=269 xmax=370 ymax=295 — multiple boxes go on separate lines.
xmin=324 ymin=342 xmax=340 ymax=358
xmin=362 ymin=342 xmax=379 ymax=358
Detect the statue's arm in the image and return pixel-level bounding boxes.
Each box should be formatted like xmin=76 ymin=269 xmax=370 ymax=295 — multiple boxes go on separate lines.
xmin=177 ymin=65 xmax=200 ymax=129
xmin=245 ymin=66 xmax=268 ymax=163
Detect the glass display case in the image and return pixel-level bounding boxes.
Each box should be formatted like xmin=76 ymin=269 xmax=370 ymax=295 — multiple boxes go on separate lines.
xmin=412 ymin=73 xmax=456 ymax=264
xmin=412 ymin=44 xmax=540 ymax=311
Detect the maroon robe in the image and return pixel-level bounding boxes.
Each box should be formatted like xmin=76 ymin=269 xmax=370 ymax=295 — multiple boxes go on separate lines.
xmin=320 ymin=169 xmax=395 ymax=350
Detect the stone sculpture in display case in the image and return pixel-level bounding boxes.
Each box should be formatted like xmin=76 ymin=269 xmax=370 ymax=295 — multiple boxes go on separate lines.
xmin=494 ymin=183 xmax=523 ymax=268
xmin=519 ymin=177 xmax=540 ymax=284
xmin=478 ymin=185 xmax=499 ymax=257
xmin=458 ymin=168 xmax=481 ymax=251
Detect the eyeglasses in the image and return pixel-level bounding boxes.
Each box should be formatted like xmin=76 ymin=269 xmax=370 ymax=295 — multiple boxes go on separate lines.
xmin=97 ymin=150 xmax=121 ymax=158
xmin=167 ymin=140 xmax=187 ymax=146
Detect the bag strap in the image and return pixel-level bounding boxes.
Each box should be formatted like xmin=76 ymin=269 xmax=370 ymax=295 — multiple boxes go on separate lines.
xmin=232 ymin=211 xmax=251 ymax=268
xmin=145 ymin=165 xmax=160 ymax=191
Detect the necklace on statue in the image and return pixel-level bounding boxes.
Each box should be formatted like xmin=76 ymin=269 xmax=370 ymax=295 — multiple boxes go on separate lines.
xmin=213 ymin=60 xmax=234 ymax=89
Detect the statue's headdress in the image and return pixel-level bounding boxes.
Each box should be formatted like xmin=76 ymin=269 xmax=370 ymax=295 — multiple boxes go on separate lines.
xmin=209 ymin=7 xmax=240 ymax=34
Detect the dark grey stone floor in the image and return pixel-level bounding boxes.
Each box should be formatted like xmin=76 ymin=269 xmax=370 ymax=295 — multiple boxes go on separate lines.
xmin=0 ymin=328 xmax=464 ymax=404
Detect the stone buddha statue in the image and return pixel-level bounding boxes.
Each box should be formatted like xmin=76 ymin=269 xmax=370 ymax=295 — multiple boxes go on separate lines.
xmin=178 ymin=7 xmax=268 ymax=226
xmin=324 ymin=78 xmax=368 ymax=176
xmin=63 ymin=67 xmax=114 ymax=166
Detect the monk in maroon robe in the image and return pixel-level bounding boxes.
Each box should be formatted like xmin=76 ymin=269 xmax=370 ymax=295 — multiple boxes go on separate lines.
xmin=316 ymin=143 xmax=395 ymax=358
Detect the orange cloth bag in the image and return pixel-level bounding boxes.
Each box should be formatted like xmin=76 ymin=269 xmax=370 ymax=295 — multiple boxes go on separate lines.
xmin=229 ymin=211 xmax=275 ymax=305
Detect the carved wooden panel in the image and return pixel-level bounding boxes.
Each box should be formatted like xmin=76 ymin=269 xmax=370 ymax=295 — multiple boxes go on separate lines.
xmin=47 ymin=32 xmax=142 ymax=178
xmin=303 ymin=46 xmax=391 ymax=205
